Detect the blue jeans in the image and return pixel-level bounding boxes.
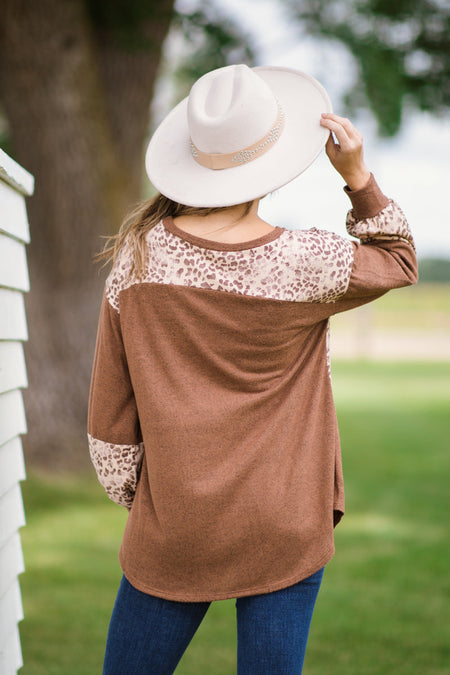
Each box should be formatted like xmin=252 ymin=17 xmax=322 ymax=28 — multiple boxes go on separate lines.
xmin=103 ymin=568 xmax=324 ymax=674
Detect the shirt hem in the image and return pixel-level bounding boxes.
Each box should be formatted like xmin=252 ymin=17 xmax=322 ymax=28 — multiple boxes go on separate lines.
xmin=119 ymin=543 xmax=335 ymax=603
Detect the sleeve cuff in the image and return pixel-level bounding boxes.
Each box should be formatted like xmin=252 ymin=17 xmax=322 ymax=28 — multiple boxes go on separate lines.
xmin=344 ymin=174 xmax=390 ymax=219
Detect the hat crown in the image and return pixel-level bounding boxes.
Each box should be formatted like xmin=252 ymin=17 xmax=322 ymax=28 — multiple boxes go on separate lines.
xmin=188 ymin=64 xmax=279 ymax=154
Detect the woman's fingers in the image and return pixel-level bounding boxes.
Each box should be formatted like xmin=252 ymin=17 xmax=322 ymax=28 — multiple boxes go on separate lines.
xmin=320 ymin=113 xmax=360 ymax=135
xmin=324 ymin=131 xmax=338 ymax=158
xmin=320 ymin=113 xmax=370 ymax=190
xmin=320 ymin=113 xmax=362 ymax=151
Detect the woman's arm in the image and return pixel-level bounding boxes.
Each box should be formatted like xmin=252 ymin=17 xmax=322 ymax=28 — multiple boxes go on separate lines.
xmin=88 ymin=293 xmax=144 ymax=509
xmin=316 ymin=114 xmax=418 ymax=310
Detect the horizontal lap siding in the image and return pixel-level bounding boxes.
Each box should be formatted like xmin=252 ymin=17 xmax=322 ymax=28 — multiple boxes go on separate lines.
xmin=0 ymin=290 xmax=28 ymax=341
xmin=0 ymin=583 xmax=24 ymax=673
xmin=0 ymin=390 xmax=27 ymax=448
xmin=0 ymin=438 xmax=27 ymax=506
xmin=0 ymin=534 xmax=25 ymax=600
xmin=0 ymin=151 xmax=33 ymax=674
xmin=0 ymin=343 xmax=28 ymax=394
xmin=0 ymin=236 xmax=29 ymax=292
xmin=0 ymin=181 xmax=30 ymax=244
xmin=0 ymin=484 xmax=26 ymax=552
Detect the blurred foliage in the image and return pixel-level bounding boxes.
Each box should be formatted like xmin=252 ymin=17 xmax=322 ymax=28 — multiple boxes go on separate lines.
xmin=418 ymin=257 xmax=450 ymax=282
xmin=1 ymin=1 xmax=449 ymax=142
xmin=86 ymin=0 xmax=255 ymax=82
xmin=85 ymin=0 xmax=175 ymax=51
xmin=172 ymin=2 xmax=255 ymax=84
xmin=286 ymin=0 xmax=450 ymax=136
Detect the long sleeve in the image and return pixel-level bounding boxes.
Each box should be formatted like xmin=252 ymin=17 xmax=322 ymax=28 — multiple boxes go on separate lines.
xmin=332 ymin=174 xmax=418 ymax=314
xmin=87 ymin=292 xmax=144 ymax=508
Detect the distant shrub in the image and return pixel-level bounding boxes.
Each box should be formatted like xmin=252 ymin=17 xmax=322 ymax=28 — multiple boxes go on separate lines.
xmin=418 ymin=258 xmax=450 ymax=283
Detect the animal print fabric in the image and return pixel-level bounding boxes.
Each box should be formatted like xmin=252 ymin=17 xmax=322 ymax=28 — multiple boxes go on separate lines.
xmin=106 ymin=223 xmax=355 ymax=313
xmin=105 ymin=200 xmax=413 ymax=314
xmin=88 ymin=434 xmax=144 ymax=508
xmin=347 ymin=199 xmax=415 ymax=249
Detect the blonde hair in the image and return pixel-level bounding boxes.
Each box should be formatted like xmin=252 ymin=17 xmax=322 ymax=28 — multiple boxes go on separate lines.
xmin=96 ymin=193 xmax=254 ymax=280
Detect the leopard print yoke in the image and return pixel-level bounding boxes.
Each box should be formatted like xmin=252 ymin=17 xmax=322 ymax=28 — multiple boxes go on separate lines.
xmin=105 ymin=222 xmax=355 ymax=313
xmin=88 ymin=434 xmax=144 ymax=508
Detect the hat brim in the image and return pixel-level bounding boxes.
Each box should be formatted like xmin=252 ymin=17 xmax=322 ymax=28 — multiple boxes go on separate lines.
xmin=145 ymin=66 xmax=332 ymax=207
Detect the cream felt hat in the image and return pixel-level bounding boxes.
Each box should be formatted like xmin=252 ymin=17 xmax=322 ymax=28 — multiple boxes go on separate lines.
xmin=145 ymin=64 xmax=332 ymax=207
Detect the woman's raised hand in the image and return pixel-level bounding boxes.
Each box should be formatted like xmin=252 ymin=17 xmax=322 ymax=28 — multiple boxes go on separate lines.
xmin=320 ymin=113 xmax=371 ymax=191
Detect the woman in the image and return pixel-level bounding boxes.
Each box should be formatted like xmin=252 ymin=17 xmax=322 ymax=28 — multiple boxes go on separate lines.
xmin=88 ymin=65 xmax=417 ymax=674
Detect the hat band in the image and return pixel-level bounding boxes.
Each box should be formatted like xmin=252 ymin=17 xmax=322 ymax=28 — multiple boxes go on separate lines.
xmin=190 ymin=103 xmax=285 ymax=171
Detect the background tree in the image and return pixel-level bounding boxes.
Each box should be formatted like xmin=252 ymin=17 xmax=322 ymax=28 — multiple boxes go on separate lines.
xmin=286 ymin=0 xmax=450 ymax=136
xmin=0 ymin=0 xmax=178 ymax=468
xmin=0 ymin=0 xmax=254 ymax=469
xmin=0 ymin=0 xmax=448 ymax=468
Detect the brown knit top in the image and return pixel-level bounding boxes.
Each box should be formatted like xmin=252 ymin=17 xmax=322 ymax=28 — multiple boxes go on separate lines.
xmin=88 ymin=175 xmax=417 ymax=601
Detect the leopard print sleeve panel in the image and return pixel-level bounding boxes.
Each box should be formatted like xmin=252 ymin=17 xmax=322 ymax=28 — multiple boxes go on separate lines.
xmin=105 ymin=223 xmax=355 ymax=312
xmin=346 ymin=200 xmax=415 ymax=250
xmin=88 ymin=433 xmax=144 ymax=508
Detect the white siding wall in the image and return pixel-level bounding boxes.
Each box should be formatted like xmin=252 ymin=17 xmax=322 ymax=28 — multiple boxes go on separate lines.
xmin=0 ymin=149 xmax=34 ymax=674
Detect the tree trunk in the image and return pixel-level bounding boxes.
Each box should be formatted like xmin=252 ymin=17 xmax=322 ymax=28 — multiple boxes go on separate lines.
xmin=0 ymin=0 xmax=175 ymax=468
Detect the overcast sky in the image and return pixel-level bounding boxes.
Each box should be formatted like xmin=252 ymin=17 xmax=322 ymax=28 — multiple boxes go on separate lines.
xmin=186 ymin=0 xmax=450 ymax=259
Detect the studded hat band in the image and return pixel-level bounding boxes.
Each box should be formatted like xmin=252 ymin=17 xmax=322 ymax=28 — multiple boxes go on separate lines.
xmin=190 ymin=103 xmax=285 ymax=171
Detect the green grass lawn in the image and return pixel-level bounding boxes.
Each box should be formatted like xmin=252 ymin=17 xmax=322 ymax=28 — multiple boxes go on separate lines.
xmin=19 ymin=361 xmax=450 ymax=674
xmin=332 ymin=283 xmax=450 ymax=332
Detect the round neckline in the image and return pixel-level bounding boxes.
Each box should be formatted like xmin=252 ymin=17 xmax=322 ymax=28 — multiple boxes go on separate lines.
xmin=163 ymin=216 xmax=284 ymax=251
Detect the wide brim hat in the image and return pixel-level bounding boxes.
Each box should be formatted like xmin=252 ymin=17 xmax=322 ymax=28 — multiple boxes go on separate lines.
xmin=145 ymin=65 xmax=332 ymax=207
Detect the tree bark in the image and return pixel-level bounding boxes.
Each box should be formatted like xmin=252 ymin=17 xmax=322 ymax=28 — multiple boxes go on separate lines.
xmin=0 ymin=0 xmax=175 ymax=468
